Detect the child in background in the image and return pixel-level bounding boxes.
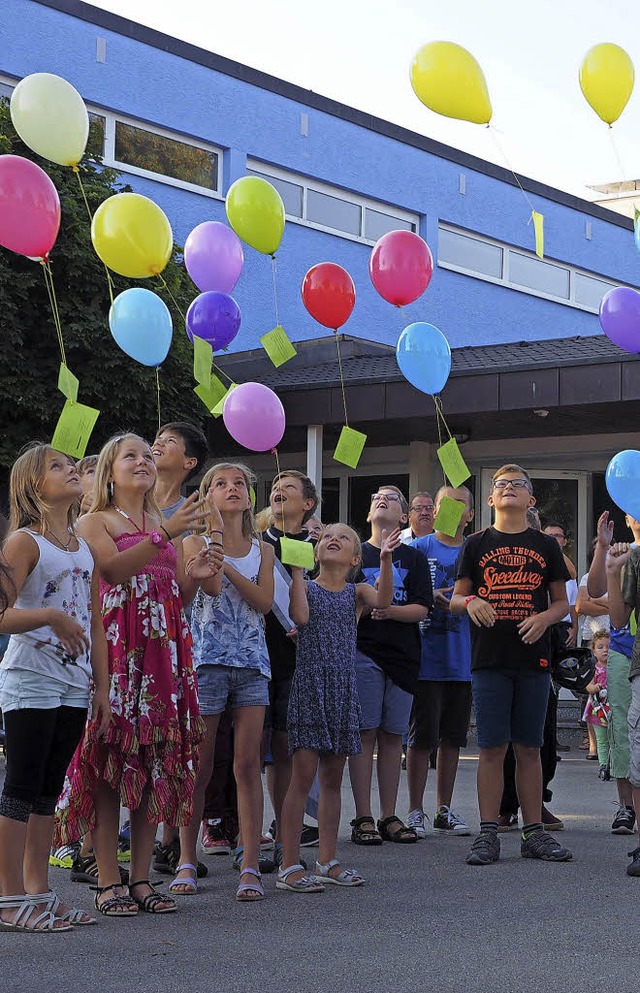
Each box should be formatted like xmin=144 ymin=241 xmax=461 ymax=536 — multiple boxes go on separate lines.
xmin=77 ymin=455 xmax=98 ymax=516
xmin=277 ymin=523 xmax=400 ymax=893
xmin=584 ymin=629 xmax=612 ymax=779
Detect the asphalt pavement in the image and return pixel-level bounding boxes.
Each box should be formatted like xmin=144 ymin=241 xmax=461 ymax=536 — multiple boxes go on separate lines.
xmin=0 ymin=746 xmax=636 ymax=993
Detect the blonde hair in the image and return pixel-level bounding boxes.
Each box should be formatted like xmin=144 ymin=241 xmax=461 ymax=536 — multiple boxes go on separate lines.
xmin=316 ymin=522 xmax=362 ymax=581
xmin=9 ymin=444 xmax=77 ymax=534
xmin=255 ymin=506 xmax=274 ymax=532
xmin=89 ymin=434 xmax=161 ymax=519
xmin=76 ymin=454 xmax=98 ymax=477
xmin=200 ymin=462 xmax=258 ymax=539
xmin=592 ymin=629 xmax=610 ymax=645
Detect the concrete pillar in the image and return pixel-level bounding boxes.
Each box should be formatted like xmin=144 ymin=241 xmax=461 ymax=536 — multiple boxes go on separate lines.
xmin=409 ymin=441 xmax=440 ymax=499
xmin=306 ymin=424 xmax=323 ymax=519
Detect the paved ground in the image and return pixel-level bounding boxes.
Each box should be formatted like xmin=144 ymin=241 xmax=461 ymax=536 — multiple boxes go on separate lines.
xmin=1 ymin=747 xmax=636 ymax=993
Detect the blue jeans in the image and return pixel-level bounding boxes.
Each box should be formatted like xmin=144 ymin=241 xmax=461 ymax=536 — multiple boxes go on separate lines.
xmin=196 ymin=664 xmax=269 ymax=716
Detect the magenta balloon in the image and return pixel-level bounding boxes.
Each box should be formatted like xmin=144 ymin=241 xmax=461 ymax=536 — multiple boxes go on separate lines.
xmin=223 ymin=382 xmax=285 ymax=452
xmin=184 ymin=221 xmax=244 ymax=294
xmin=0 ymin=154 xmax=61 ymax=258
xmin=186 ymin=291 xmax=241 ymax=350
xmin=599 ymin=286 xmax=640 ymax=353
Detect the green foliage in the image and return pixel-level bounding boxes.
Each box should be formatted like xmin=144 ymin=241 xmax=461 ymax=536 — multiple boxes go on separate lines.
xmin=0 ymin=97 xmax=205 ymax=472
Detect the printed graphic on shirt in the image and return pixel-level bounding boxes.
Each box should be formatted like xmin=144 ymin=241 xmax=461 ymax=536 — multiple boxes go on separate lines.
xmin=361 ymin=562 xmax=409 ymax=603
xmin=476 ymin=543 xmax=546 ymax=623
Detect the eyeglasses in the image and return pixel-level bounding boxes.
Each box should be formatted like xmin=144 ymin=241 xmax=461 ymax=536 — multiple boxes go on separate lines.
xmin=371 ymin=493 xmax=401 ymax=503
xmin=493 ymin=479 xmax=531 ymax=491
xmin=410 ymin=504 xmax=434 ymax=513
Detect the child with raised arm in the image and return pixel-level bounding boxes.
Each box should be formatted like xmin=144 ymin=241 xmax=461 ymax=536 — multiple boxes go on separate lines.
xmin=277 ymin=523 xmax=401 ymax=893
xmin=0 ymin=444 xmax=110 ymax=933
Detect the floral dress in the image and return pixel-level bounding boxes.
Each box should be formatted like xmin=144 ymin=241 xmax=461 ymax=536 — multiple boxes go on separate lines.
xmin=56 ymin=532 xmax=205 ymax=842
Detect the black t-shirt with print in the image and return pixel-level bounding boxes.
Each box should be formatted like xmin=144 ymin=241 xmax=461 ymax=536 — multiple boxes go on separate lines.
xmin=262 ymin=526 xmax=316 ymax=681
xmin=357 ymin=541 xmax=433 ymax=693
xmin=456 ymin=526 xmax=570 ymax=673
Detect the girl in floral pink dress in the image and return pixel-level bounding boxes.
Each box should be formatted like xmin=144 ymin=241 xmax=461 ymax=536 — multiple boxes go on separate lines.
xmin=57 ymin=434 xmax=220 ymax=918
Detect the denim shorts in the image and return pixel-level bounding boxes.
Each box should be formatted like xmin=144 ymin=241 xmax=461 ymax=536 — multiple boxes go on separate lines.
xmin=355 ymin=651 xmax=413 ymax=735
xmin=0 ymin=667 xmax=89 ymax=713
xmin=472 ymin=667 xmax=551 ymax=749
xmin=196 ymin=664 xmax=269 ymax=717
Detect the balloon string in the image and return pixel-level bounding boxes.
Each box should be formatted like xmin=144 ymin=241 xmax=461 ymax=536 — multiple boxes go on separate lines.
xmin=271 ymin=447 xmax=286 ymax=534
xmin=488 ymin=127 xmax=535 ymax=214
xmin=155 ymin=367 xmax=161 ymax=433
xmin=271 ymin=255 xmax=281 ymax=328
xmin=434 ymin=395 xmax=453 ymax=441
xmin=607 ymin=129 xmax=635 ymax=211
xmin=156 ymin=273 xmax=235 ymax=388
xmin=433 ymin=397 xmax=446 ymax=486
xmin=41 ymin=261 xmax=67 ymax=367
xmin=74 ymin=168 xmax=115 ymax=305
xmin=334 ymin=333 xmax=349 ymax=428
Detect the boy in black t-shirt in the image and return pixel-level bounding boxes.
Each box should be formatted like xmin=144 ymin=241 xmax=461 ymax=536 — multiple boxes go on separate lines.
xmin=451 ymin=464 xmax=573 ymax=866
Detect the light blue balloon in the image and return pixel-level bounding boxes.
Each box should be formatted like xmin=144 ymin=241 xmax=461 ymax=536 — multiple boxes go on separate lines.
xmin=109 ymin=288 xmax=173 ymax=367
xmin=396 ymin=322 xmax=451 ymax=395
xmin=606 ymin=450 xmax=640 ymax=520
xmin=635 ymin=217 xmax=640 ymax=255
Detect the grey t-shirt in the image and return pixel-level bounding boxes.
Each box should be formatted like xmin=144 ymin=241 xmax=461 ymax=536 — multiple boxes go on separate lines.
xmin=161 ymin=496 xmax=186 ymax=520
xmin=620 ymin=547 xmax=640 ymax=679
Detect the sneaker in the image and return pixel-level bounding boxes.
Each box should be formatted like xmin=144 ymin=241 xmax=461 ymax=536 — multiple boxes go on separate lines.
xmin=261 ymin=831 xmax=275 ymax=851
xmin=117 ymin=821 xmax=131 ymax=862
xmin=406 ymin=809 xmax=428 ymax=840
xmin=497 ymin=813 xmax=519 ymax=833
xmin=274 ymin=844 xmax=307 ymax=871
xmin=611 ymin=803 xmax=636 ymax=835
xmin=433 ymin=805 xmax=470 ymax=835
xmin=626 ymin=847 xmax=640 ymax=876
xmin=541 ymin=805 xmax=564 ymax=831
xmin=153 ymin=840 xmax=208 ymax=878
xmin=201 ymin=819 xmax=231 ymax=855
xmin=231 ymin=847 xmax=276 ymax=874
xmin=49 ymin=842 xmax=80 ymax=868
xmin=300 ymin=823 xmax=319 ymax=847
xmin=466 ymin=831 xmax=500 ymax=865
xmin=521 ymin=829 xmax=572 ymax=861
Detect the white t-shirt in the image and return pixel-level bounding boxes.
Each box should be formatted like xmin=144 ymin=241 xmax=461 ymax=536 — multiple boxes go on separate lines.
xmin=578 ymin=572 xmax=610 ymax=642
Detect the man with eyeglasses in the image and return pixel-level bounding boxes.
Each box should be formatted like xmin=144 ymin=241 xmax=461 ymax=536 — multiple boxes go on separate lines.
xmin=450 ymin=464 xmax=573 ymax=866
xmin=400 ymin=492 xmax=435 ymax=544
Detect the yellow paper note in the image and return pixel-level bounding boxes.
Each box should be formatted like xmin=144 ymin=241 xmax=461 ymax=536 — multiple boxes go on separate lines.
xmin=212 ymin=382 xmax=237 ymax=418
xmin=434 ymin=497 xmax=465 ymax=538
xmin=280 ymin=537 xmax=315 ymax=571
xmin=193 ymin=336 xmax=213 ymax=387
xmin=333 ymin=426 xmax=367 ymax=469
xmin=531 ymin=210 xmax=544 ymax=259
xmin=436 ymin=438 xmax=471 ymax=488
xmin=57 ymin=362 xmax=79 ymax=403
xmin=194 ymin=375 xmax=227 ymax=413
xmin=260 ymin=325 xmax=297 ymax=368
xmin=51 ymin=400 xmax=100 ymax=459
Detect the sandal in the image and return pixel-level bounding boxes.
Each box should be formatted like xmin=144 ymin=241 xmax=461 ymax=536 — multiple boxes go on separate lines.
xmin=377 ymin=815 xmax=418 ymax=843
xmin=236 ymin=867 xmax=264 ymax=902
xmin=71 ymin=854 xmax=129 ymax=885
xmin=31 ymin=890 xmax=96 ymax=926
xmin=0 ymin=893 xmax=73 ymax=933
xmin=129 ymin=880 xmax=177 ymax=914
xmin=350 ymin=816 xmax=383 ymax=846
xmin=276 ymin=864 xmax=325 ymax=893
xmin=315 ymin=859 xmax=365 ymax=887
xmin=168 ymin=863 xmax=198 ymax=896
xmin=93 ymin=884 xmax=138 ymax=917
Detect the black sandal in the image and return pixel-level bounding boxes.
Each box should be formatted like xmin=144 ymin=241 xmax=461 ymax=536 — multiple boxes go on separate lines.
xmin=71 ymin=854 xmax=129 ymax=885
xmin=129 ymin=880 xmax=177 ymax=914
xmin=377 ymin=816 xmax=418 ymax=844
xmin=350 ymin=816 xmax=383 ymax=846
xmin=94 ymin=884 xmax=138 ymax=917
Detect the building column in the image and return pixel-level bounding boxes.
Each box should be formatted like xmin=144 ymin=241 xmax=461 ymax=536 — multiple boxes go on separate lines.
xmin=306 ymin=424 xmax=323 ymax=519
xmin=408 ymin=441 xmax=440 ymax=498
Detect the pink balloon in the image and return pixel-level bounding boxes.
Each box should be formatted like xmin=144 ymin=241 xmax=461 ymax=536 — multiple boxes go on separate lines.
xmin=223 ymin=382 xmax=285 ymax=452
xmin=0 ymin=155 xmax=61 ymax=259
xmin=369 ymin=230 xmax=433 ymax=306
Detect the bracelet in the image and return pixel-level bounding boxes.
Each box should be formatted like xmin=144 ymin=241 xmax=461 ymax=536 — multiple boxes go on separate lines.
xmin=160 ymin=525 xmax=173 ymax=542
xmin=210 ymin=529 xmax=224 ymax=535
xmin=464 ymin=595 xmax=477 ymax=607
xmin=211 ymin=541 xmax=224 ymax=549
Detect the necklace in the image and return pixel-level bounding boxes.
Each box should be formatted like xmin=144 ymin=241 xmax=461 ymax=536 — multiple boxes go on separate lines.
xmin=114 ymin=506 xmax=147 ymax=534
xmin=46 ymin=527 xmax=74 ymax=551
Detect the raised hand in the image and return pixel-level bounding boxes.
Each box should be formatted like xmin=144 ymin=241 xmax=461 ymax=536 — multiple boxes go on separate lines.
xmin=186 ymin=539 xmax=224 ymax=580
xmin=595 ymin=511 xmax=614 ymax=549
xmin=380 ymin=527 xmax=402 ymax=559
xmin=606 ymin=542 xmax=632 ymax=574
xmin=164 ymin=491 xmax=207 ymax=539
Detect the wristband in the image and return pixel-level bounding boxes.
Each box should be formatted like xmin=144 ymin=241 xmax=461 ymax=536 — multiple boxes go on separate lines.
xmin=210 ymin=529 xmax=224 ymax=535
xmin=148 ymin=530 xmax=168 ymax=549
xmin=160 ymin=525 xmax=173 ymax=542
xmin=464 ymin=595 xmax=477 ymax=607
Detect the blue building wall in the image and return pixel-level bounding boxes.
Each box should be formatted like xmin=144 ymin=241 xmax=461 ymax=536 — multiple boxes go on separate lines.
xmin=3 ymin=0 xmax=639 ymax=353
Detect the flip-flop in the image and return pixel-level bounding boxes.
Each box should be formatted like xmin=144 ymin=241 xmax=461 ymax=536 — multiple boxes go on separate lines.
xmin=169 ymin=862 xmax=198 ymax=895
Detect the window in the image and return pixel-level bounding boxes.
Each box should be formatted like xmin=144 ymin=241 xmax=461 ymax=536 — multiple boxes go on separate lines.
xmin=114 ymin=121 xmax=218 ymax=191
xmin=247 ymin=160 xmax=419 ymax=245
xmin=0 ymin=81 xmax=13 ymax=99
xmin=87 ymin=113 xmax=106 ymax=159
xmin=438 ymin=223 xmax=626 ymax=314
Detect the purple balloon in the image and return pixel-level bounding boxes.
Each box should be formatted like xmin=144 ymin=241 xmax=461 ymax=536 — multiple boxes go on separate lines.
xmin=223 ymin=382 xmax=285 ymax=452
xmin=186 ymin=291 xmax=241 ymax=351
xmin=184 ymin=221 xmax=244 ymax=294
xmin=599 ymin=286 xmax=640 ymax=353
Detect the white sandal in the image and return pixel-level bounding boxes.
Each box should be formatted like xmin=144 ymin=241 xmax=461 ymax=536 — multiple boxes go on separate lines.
xmin=275 ymin=864 xmax=325 ymax=893
xmin=31 ymin=890 xmax=97 ymax=926
xmin=315 ymin=859 xmax=365 ymax=886
xmin=0 ymin=894 xmax=73 ymax=933
xmin=168 ymin=862 xmax=198 ymax=895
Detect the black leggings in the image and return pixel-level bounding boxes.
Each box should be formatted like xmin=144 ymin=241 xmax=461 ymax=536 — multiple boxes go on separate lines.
xmin=0 ymin=706 xmax=87 ymax=822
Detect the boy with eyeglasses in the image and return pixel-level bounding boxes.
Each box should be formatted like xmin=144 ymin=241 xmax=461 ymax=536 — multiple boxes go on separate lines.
xmin=400 ymin=492 xmax=435 ymax=544
xmin=450 ymin=464 xmax=573 ymax=865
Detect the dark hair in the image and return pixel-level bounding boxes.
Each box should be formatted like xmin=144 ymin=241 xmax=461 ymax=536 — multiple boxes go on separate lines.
xmin=157 ymin=422 xmax=209 ymax=481
xmin=544 ymin=521 xmax=565 ymax=534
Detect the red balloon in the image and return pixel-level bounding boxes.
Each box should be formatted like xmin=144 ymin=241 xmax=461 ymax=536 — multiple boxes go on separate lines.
xmin=0 ymin=155 xmax=61 ymax=259
xmin=369 ymin=230 xmax=433 ymax=306
xmin=301 ymin=262 xmax=356 ymax=330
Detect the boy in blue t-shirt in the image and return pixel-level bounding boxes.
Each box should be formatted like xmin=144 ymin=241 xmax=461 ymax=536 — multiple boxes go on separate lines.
xmin=407 ymin=485 xmax=474 ymax=839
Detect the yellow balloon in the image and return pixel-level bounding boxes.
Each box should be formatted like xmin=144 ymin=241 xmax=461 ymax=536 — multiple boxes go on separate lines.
xmin=225 ymin=177 xmax=285 ymax=255
xmin=411 ymin=41 xmax=492 ymax=125
xmin=579 ymin=43 xmax=635 ymax=125
xmin=10 ymin=73 xmax=89 ymax=167
xmin=91 ymin=193 xmax=173 ymax=278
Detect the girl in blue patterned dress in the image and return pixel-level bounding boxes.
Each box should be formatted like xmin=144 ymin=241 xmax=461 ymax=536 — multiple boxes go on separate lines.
xmin=174 ymin=463 xmax=274 ymax=902
xmin=277 ymin=523 xmax=400 ymax=893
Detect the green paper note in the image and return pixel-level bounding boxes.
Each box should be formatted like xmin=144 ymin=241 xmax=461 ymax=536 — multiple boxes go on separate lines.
xmin=250 ymin=485 xmax=256 ymax=509
xmin=51 ymin=400 xmax=100 ymax=460
xmin=437 ymin=438 xmax=471 ymax=488
xmin=333 ymin=426 xmax=367 ymax=468
xmin=434 ymin=497 xmax=465 ymax=538
xmin=260 ymin=325 xmax=297 ymax=368
xmin=194 ymin=375 xmax=227 ymax=413
xmin=531 ymin=210 xmax=544 ymax=259
xmin=57 ymin=363 xmax=79 ymax=403
xmin=212 ymin=382 xmax=237 ymax=418
xmin=193 ymin=336 xmax=213 ymax=387
xmin=280 ymin=536 xmax=315 ymax=571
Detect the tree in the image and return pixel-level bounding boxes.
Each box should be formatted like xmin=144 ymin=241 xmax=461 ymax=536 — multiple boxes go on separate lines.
xmin=0 ymin=98 xmax=205 ymax=478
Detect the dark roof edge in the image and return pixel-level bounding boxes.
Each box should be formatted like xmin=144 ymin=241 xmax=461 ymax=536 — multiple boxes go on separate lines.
xmin=34 ymin=0 xmax=631 ymax=231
